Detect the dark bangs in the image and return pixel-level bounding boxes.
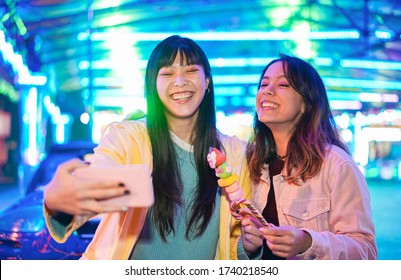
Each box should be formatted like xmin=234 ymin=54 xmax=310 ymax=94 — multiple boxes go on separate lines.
xmin=157 ymin=41 xmax=209 ymax=71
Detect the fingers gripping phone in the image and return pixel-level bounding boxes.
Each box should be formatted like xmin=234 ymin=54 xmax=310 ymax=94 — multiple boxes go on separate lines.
xmin=73 ymin=164 xmax=154 ymax=208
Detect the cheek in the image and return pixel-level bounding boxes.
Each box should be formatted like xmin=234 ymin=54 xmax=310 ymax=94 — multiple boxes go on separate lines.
xmin=288 ymin=99 xmax=305 ymax=119
xmin=287 ymin=91 xmax=304 ymax=110
xmin=255 ymin=92 xmax=263 ymax=108
xmin=295 ymin=98 xmax=305 ymax=113
xmin=156 ymin=79 xmax=162 ymax=92
xmin=198 ymin=79 xmax=207 ymax=92
xmin=156 ymin=80 xmax=167 ymax=99
xmin=196 ymin=72 xmax=208 ymax=89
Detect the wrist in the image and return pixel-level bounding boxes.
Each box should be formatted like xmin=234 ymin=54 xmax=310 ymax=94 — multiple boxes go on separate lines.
xmin=246 ymin=246 xmax=262 ymax=259
xmin=299 ymin=230 xmax=312 ymax=253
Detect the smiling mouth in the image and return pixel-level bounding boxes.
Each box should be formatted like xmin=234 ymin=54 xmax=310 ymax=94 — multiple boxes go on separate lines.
xmin=261 ymin=101 xmax=279 ymax=109
xmin=171 ymin=91 xmax=193 ymax=101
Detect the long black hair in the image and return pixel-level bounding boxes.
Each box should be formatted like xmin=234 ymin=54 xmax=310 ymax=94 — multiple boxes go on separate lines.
xmin=145 ymin=35 xmax=222 ymax=241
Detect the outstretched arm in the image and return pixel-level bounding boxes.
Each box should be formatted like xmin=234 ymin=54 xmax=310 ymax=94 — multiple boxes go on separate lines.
xmin=44 ymin=158 xmax=129 ymax=216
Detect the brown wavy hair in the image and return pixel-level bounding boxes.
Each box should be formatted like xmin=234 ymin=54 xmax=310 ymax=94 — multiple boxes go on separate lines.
xmin=247 ymin=53 xmax=348 ymax=185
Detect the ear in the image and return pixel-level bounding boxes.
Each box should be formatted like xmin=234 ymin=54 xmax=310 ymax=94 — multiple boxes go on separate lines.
xmin=206 ymin=78 xmax=210 ymax=89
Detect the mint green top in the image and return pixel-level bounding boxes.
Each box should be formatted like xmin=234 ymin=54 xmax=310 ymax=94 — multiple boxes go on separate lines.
xmin=130 ymin=141 xmax=220 ymax=260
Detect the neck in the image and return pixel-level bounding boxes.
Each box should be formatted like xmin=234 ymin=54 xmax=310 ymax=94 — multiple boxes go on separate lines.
xmin=272 ymin=135 xmax=288 ymax=159
xmin=168 ymin=117 xmax=197 ymax=144
xmin=268 ymin=122 xmax=297 ymax=157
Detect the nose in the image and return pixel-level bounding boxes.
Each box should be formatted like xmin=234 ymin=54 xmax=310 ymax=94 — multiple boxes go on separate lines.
xmin=174 ymin=74 xmax=187 ymax=86
xmin=259 ymin=86 xmax=273 ymax=95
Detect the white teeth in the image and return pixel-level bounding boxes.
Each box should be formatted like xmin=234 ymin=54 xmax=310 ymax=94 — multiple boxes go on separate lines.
xmin=261 ymin=101 xmax=278 ymax=109
xmin=172 ymin=92 xmax=192 ymax=100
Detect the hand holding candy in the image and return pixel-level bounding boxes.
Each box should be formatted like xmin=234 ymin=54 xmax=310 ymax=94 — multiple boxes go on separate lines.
xmin=231 ymin=198 xmax=269 ymax=227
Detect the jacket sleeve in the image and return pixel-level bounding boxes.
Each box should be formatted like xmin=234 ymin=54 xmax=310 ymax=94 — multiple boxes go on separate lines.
xmin=44 ymin=121 xmax=142 ymax=243
xmin=221 ymin=135 xmax=252 ymax=260
xmin=296 ymin=160 xmax=378 ymax=260
xmin=44 ymin=206 xmax=94 ymax=243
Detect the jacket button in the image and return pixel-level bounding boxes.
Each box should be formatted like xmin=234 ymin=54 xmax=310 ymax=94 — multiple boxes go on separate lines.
xmin=302 ymin=210 xmax=309 ymax=217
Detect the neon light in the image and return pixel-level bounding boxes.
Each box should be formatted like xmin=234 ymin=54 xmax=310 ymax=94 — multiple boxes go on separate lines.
xmin=80 ymin=30 xmax=361 ymax=42
xmin=357 ymin=126 xmax=401 ymax=166
xmin=375 ymin=30 xmax=394 ymax=40
xmin=215 ymin=97 xmax=228 ymax=107
xmin=314 ymin=57 xmax=333 ymax=66
xmin=18 ymin=74 xmax=47 ymax=86
xmin=341 ymin=59 xmax=401 ymax=70
xmin=363 ymin=127 xmax=401 ymax=141
xmin=398 ymin=162 xmax=401 ymax=180
xmin=216 ymin=111 xmax=254 ymax=141
xmin=329 ymin=100 xmax=362 ymax=110
xmin=215 ymin=86 xmax=245 ymax=96
xmin=231 ymin=96 xmax=243 ymax=106
xmin=359 ymin=92 xmax=399 ymax=103
xmin=212 ymin=75 xmax=260 ymax=84
xmin=0 ymin=79 xmax=19 ymax=102
xmin=382 ymin=94 xmax=399 ymax=103
xmin=341 ymin=128 xmax=353 ymax=143
xmin=26 ymin=88 xmax=38 ymax=166
xmin=53 ymin=114 xmax=72 ymax=144
xmin=353 ymin=112 xmax=366 ymax=165
xmin=0 ymin=30 xmax=47 ymax=85
xmin=80 ymin=57 xmax=333 ymax=69
xmin=80 ymin=112 xmax=90 ymax=125
xmin=324 ymin=77 xmax=401 ymax=90
xmin=334 ymin=113 xmax=351 ymax=130
xmin=55 ymin=123 xmax=65 ymax=144
xmin=93 ymin=94 xmax=146 ymax=109
xmin=79 ymin=59 xmax=148 ymax=70
xmin=209 ymin=57 xmax=276 ymax=67
xmin=248 ymin=85 xmax=259 ymax=96
xmin=327 ymin=91 xmax=360 ymax=101
xmin=91 ymin=111 xmax=124 ymax=143
xmin=243 ymin=97 xmax=257 ymax=107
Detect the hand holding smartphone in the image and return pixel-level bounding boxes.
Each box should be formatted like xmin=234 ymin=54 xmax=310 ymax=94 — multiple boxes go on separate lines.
xmin=73 ymin=164 xmax=154 ymax=208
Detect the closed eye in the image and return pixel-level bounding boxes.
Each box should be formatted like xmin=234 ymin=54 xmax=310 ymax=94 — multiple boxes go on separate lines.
xmin=186 ymin=66 xmax=201 ymax=73
xmin=158 ymin=71 xmax=172 ymax=76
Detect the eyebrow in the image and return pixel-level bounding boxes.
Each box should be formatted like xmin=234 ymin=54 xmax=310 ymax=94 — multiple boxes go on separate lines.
xmin=262 ymin=74 xmax=286 ymax=80
xmin=162 ymin=63 xmax=198 ymax=69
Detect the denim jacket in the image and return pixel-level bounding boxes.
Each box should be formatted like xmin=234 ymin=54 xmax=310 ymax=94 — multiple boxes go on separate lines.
xmin=251 ymin=145 xmax=378 ymax=259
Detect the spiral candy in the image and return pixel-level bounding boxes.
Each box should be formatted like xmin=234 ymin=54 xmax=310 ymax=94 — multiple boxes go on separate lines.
xmin=230 ymin=198 xmax=269 ymax=227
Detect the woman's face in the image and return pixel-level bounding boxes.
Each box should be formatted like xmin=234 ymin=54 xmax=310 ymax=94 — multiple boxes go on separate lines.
xmin=256 ymin=60 xmax=305 ymax=133
xmin=156 ymin=52 xmax=209 ymax=122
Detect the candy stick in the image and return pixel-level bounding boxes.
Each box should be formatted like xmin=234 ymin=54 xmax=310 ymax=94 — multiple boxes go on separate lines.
xmin=230 ymin=198 xmax=269 ymax=227
xmin=207 ymin=147 xmax=269 ymax=227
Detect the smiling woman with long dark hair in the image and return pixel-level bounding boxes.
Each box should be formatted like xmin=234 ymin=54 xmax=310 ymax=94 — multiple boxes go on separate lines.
xmin=42 ymin=35 xmax=252 ymax=260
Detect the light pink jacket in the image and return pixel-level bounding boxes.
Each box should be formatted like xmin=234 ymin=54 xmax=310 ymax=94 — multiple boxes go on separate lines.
xmin=251 ymin=145 xmax=378 ymax=259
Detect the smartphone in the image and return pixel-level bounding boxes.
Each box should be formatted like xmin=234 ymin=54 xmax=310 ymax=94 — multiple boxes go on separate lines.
xmin=73 ymin=164 xmax=154 ymax=208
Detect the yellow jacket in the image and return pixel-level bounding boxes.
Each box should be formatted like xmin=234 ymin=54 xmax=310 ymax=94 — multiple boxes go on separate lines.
xmin=45 ymin=120 xmax=251 ymax=260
